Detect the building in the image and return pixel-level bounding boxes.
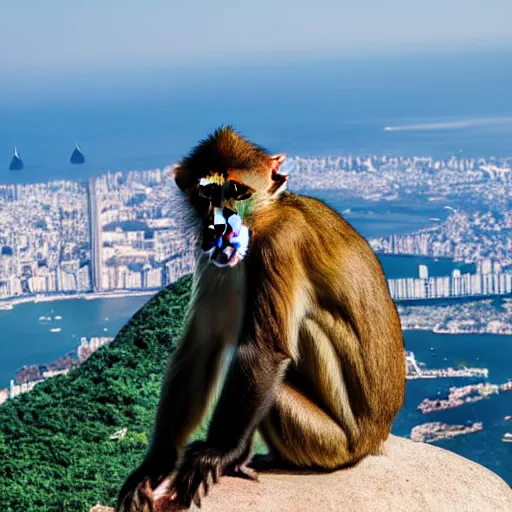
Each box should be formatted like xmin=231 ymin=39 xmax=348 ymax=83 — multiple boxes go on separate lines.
xmin=88 ymin=178 xmax=103 ymax=292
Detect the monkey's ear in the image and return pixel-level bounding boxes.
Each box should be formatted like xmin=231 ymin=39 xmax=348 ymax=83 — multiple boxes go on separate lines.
xmin=172 ymin=164 xmax=191 ymax=191
xmin=270 ymin=154 xmax=287 ymax=171
xmin=268 ymin=154 xmax=288 ymax=196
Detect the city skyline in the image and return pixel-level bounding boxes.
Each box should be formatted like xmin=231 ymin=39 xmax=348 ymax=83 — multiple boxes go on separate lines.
xmin=1 ymin=151 xmax=511 ymax=303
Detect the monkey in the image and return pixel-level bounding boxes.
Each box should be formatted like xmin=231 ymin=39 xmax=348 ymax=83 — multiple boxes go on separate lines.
xmin=116 ymin=126 xmax=406 ymax=511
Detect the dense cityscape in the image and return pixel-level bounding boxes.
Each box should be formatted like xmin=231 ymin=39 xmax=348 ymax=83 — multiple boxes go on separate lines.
xmin=0 ymin=154 xmax=511 ymax=305
xmin=0 ymin=167 xmax=195 ymax=303
xmin=288 ymin=154 xmax=512 ymax=208
xmin=1 ymin=154 xmax=511 ymax=430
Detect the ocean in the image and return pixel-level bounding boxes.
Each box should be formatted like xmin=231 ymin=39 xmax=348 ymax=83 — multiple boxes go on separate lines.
xmin=1 ymin=50 xmax=512 ymax=185
xmin=0 ymin=295 xmax=152 ymax=387
xmin=0 ymin=49 xmax=511 ymax=484
xmin=396 ymin=331 xmax=512 ymax=484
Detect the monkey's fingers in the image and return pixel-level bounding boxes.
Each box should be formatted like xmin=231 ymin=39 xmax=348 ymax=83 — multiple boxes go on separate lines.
xmin=117 ymin=490 xmax=154 ymax=512
xmin=195 ymin=466 xmax=221 ymax=508
xmin=171 ymin=468 xmax=205 ymax=509
xmin=213 ymin=465 xmax=220 ymax=484
xmin=116 ymin=472 xmax=155 ymax=512
xmin=192 ymin=491 xmax=202 ymax=509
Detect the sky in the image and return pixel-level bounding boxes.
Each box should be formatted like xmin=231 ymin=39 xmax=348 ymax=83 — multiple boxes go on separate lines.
xmin=2 ymin=0 xmax=512 ymax=77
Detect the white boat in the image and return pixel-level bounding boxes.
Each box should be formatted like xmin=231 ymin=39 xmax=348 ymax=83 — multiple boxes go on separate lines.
xmin=39 ymin=315 xmax=52 ymax=321
xmin=502 ymin=433 xmax=512 ymax=443
xmin=49 ymin=328 xmax=62 ymax=333
xmin=54 ymin=315 xmax=62 ymax=320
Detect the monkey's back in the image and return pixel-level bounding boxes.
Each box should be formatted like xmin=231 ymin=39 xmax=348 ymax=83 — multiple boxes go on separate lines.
xmin=271 ymin=192 xmax=406 ymax=450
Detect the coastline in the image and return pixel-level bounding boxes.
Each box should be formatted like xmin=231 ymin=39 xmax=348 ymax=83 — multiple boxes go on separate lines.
xmin=2 ymin=293 xmax=512 ymax=337
xmin=403 ymin=327 xmax=512 ymax=336
xmin=0 ymin=289 xmax=159 ymax=311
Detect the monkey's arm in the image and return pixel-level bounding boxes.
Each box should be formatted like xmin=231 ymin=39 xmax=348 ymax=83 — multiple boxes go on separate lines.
xmin=117 ymin=275 xmax=241 ymax=512
xmin=149 ymin=319 xmax=228 ymax=461
xmin=170 ymin=327 xmax=291 ymax=508
xmin=171 ymin=248 xmax=301 ymax=508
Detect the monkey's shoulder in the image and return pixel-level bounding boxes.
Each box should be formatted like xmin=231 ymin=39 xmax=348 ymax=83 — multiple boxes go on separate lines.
xmin=278 ymin=192 xmax=350 ymax=222
xmin=274 ymin=192 xmax=365 ymax=241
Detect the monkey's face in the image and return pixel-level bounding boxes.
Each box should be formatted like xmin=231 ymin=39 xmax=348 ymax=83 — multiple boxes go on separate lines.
xmin=172 ymin=128 xmax=288 ymax=267
xmin=194 ymin=174 xmax=253 ymax=268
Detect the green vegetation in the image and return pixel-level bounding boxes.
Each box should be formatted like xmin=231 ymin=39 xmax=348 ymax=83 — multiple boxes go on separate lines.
xmin=0 ymin=274 xmax=264 ymax=512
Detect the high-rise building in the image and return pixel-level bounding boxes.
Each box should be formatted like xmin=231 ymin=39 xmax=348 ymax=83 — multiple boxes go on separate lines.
xmin=482 ymin=259 xmax=492 ymax=275
xmin=87 ymin=178 xmax=103 ymax=292
xmin=419 ymin=264 xmax=429 ymax=280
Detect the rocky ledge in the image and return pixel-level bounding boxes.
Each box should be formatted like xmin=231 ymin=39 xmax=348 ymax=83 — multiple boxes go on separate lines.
xmin=92 ymin=435 xmax=512 ymax=512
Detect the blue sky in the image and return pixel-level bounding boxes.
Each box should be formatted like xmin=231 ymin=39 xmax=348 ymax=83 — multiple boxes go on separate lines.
xmin=2 ymin=0 xmax=511 ymax=77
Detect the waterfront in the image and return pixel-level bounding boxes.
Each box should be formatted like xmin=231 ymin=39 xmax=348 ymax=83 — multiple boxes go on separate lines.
xmin=393 ymin=330 xmax=512 ymax=484
xmin=0 ymin=252 xmax=475 ymax=386
xmin=0 ymin=294 xmax=153 ymax=386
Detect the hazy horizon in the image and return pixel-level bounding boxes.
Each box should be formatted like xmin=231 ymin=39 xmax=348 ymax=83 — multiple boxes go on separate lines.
xmin=2 ymin=0 xmax=512 ymax=106
xmin=3 ymin=1 xmax=511 ymax=71
xmin=2 ymin=44 xmax=512 ymax=108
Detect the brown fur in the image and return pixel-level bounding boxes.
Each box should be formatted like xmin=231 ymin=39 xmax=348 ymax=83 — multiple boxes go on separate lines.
xmin=116 ymin=127 xmax=406 ymax=511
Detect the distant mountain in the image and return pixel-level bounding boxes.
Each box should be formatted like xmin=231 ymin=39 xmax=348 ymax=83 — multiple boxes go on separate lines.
xmin=9 ymin=147 xmax=23 ymax=171
xmin=70 ymin=143 xmax=86 ymax=165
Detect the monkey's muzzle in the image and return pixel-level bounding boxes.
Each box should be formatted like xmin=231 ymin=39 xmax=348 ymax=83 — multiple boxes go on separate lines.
xmin=202 ymin=207 xmax=250 ymax=268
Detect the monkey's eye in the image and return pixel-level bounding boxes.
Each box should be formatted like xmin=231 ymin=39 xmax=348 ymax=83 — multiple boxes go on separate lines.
xmin=197 ymin=184 xmax=215 ymax=199
xmin=198 ymin=184 xmax=223 ymax=207
xmin=227 ymin=180 xmax=253 ymax=201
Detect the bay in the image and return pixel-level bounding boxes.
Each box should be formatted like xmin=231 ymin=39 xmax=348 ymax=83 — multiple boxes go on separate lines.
xmin=0 ymin=295 xmax=152 ymax=387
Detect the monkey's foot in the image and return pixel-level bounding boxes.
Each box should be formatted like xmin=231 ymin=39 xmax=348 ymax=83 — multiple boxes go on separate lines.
xmin=224 ymin=460 xmax=259 ymax=481
xmin=117 ymin=458 xmax=177 ymax=512
xmin=116 ymin=474 xmax=155 ymax=512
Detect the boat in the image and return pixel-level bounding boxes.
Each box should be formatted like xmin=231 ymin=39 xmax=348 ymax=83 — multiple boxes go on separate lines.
xmin=38 ymin=315 xmax=52 ymax=321
xmin=505 ymin=416 xmax=512 ymax=422
xmin=9 ymin=147 xmax=24 ymax=171
xmin=502 ymin=433 xmax=512 ymax=443
xmin=70 ymin=142 xmax=85 ymax=165
xmin=54 ymin=315 xmax=62 ymax=320
xmin=49 ymin=328 xmax=62 ymax=333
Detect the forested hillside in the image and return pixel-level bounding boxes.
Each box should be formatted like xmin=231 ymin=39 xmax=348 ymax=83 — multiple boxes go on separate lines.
xmin=0 ymin=275 xmax=200 ymax=512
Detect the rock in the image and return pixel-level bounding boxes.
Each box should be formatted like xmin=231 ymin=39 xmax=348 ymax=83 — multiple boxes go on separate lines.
xmin=95 ymin=435 xmax=512 ymax=512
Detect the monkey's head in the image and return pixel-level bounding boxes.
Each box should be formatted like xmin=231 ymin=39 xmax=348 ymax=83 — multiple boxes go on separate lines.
xmin=173 ymin=126 xmax=287 ymax=267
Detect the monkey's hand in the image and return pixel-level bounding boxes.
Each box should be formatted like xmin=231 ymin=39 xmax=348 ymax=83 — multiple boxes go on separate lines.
xmin=170 ymin=441 xmax=259 ymax=509
xmin=170 ymin=440 xmax=234 ymax=509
